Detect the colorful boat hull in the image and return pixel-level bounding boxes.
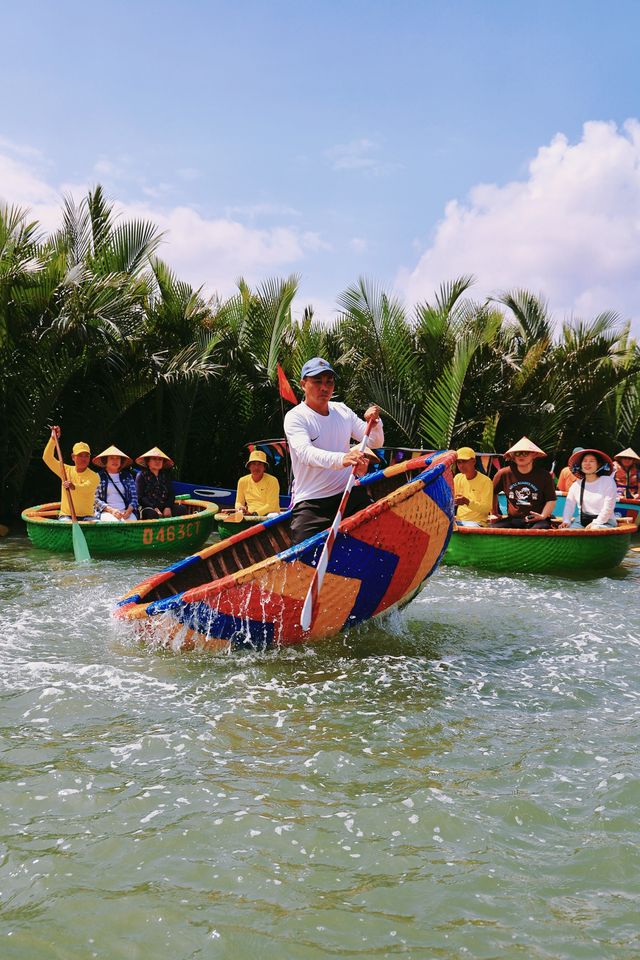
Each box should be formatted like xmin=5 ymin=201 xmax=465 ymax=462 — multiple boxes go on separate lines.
xmin=114 ymin=451 xmax=457 ymax=651
xmin=21 ymin=500 xmax=219 ymax=555
xmin=443 ymin=523 xmax=636 ymax=573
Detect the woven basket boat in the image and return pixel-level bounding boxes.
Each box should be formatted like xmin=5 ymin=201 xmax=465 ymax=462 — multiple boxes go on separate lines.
xmin=215 ymin=511 xmax=287 ymax=540
xmin=443 ymin=522 xmax=636 ymax=573
xmin=114 ymin=451 xmax=456 ymax=652
xmin=21 ymin=499 xmax=219 ymax=555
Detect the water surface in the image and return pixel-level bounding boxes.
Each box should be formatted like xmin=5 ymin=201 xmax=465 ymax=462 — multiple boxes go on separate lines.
xmin=1 ymin=533 xmax=638 ymax=959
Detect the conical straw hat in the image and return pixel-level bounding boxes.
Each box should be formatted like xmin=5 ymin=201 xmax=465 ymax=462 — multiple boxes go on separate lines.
xmin=568 ymin=448 xmax=614 ymax=476
xmin=135 ymin=447 xmax=175 ymax=469
xmin=614 ymin=447 xmax=640 ymax=462
xmin=504 ymin=436 xmax=546 ymax=459
xmin=92 ymin=445 xmax=133 ymax=469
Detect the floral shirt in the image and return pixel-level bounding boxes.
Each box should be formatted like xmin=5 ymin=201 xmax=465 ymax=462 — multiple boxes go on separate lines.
xmin=135 ymin=469 xmax=175 ymax=512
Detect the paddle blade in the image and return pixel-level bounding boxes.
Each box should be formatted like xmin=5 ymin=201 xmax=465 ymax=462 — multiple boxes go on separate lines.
xmin=300 ymin=590 xmax=314 ymax=632
xmin=71 ymin=522 xmax=92 ymax=563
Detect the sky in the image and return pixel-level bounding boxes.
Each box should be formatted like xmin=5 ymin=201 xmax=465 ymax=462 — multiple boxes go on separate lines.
xmin=2 ymin=0 xmax=640 ymax=332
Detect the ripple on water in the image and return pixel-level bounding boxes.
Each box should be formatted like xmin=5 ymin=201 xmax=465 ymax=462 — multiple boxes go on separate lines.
xmin=0 ymin=535 xmax=639 ymax=958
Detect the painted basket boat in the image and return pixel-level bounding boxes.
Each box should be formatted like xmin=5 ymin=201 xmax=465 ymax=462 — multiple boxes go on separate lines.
xmin=114 ymin=450 xmax=457 ymax=652
xmin=21 ymin=499 xmax=219 ymax=555
xmin=443 ymin=522 xmax=636 ymax=573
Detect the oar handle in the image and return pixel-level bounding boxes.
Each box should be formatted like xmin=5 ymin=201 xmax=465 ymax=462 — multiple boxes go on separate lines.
xmin=51 ymin=430 xmax=79 ymax=522
xmin=300 ymin=415 xmax=376 ymax=632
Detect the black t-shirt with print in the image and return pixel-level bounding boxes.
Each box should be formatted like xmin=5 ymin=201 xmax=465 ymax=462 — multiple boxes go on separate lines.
xmin=493 ymin=465 xmax=556 ymax=518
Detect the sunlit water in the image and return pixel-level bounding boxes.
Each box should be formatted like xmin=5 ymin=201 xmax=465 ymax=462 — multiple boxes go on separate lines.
xmin=1 ymin=531 xmax=639 ymax=959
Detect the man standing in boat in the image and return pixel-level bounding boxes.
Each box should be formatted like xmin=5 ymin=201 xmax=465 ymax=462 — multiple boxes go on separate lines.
xmin=284 ymin=357 xmax=383 ymax=544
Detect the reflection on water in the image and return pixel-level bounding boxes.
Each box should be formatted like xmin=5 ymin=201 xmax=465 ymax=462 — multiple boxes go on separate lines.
xmin=1 ymin=531 xmax=639 ymax=959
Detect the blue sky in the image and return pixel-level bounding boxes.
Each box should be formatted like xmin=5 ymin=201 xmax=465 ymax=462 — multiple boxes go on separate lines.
xmin=3 ymin=0 xmax=640 ymax=329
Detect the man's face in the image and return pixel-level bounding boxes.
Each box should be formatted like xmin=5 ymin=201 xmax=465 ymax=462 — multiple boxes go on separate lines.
xmin=512 ymin=451 xmax=534 ymax=470
xmin=302 ymin=372 xmax=335 ymax=404
xmin=619 ymin=457 xmax=634 ymax=469
xmin=248 ymin=462 xmax=266 ymax=481
xmin=72 ymin=452 xmax=91 ymax=473
xmin=456 ymin=456 xmax=476 ymax=477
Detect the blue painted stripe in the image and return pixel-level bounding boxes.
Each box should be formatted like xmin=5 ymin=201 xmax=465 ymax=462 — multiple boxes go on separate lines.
xmin=167 ymin=600 xmax=275 ymax=651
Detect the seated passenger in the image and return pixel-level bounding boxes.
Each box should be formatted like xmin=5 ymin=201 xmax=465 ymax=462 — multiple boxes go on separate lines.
xmin=93 ymin=446 xmax=138 ymax=522
xmin=613 ymin=447 xmax=640 ymax=499
xmin=559 ymin=449 xmax=617 ymax=528
xmin=556 ymin=447 xmax=583 ymax=494
xmin=453 ymin=446 xmax=493 ymax=527
xmin=235 ymin=450 xmax=281 ymax=516
xmin=491 ymin=437 xmax=556 ymax=529
xmin=43 ymin=425 xmax=99 ymax=521
xmin=135 ymin=447 xmax=180 ymax=520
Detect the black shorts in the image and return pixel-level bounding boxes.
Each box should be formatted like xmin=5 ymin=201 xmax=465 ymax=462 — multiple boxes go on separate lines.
xmin=289 ymin=487 xmax=372 ymax=545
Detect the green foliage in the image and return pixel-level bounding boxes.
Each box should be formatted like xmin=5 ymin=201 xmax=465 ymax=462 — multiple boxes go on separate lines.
xmin=1 ymin=191 xmax=639 ymax=521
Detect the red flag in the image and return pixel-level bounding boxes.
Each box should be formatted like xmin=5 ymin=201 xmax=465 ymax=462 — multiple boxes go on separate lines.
xmin=277 ymin=363 xmax=298 ymax=405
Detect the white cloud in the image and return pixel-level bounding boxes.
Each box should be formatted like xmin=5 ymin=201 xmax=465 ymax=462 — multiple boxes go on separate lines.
xmin=0 ymin=142 xmax=324 ymax=297
xmin=326 ymin=138 xmax=378 ymax=171
xmin=350 ymin=237 xmax=368 ymax=254
xmin=400 ymin=120 xmax=640 ymax=332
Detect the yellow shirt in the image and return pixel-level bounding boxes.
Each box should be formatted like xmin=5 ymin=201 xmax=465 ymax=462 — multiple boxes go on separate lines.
xmin=42 ymin=437 xmax=100 ymax=516
xmin=235 ymin=473 xmax=280 ymax=515
xmin=454 ymin=470 xmax=493 ymax=525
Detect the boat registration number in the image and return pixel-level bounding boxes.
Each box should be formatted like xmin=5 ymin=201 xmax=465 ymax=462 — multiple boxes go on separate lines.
xmin=142 ymin=521 xmax=200 ymax=545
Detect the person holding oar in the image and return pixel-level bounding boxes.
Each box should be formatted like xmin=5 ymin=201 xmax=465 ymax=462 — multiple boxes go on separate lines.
xmin=43 ymin=426 xmax=99 ymax=522
xmin=284 ymin=357 xmax=383 ymax=545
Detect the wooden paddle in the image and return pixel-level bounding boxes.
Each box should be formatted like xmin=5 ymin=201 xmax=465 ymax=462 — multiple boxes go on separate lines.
xmin=52 ymin=430 xmax=91 ymax=563
xmin=301 ymin=416 xmax=375 ymax=632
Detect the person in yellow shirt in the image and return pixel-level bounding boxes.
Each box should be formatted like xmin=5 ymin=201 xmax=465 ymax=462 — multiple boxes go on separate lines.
xmin=235 ymin=450 xmax=280 ymax=516
xmin=42 ymin=426 xmax=100 ymax=521
xmin=453 ymin=446 xmax=493 ymax=526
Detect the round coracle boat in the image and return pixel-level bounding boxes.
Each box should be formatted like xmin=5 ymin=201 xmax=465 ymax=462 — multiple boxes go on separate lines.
xmin=215 ymin=510 xmax=286 ymax=540
xmin=114 ymin=451 xmax=457 ymax=653
xmin=21 ymin=499 xmax=219 ymax=555
xmin=443 ymin=520 xmax=637 ymax=573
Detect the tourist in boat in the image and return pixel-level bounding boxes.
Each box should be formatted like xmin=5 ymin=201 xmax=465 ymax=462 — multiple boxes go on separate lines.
xmin=42 ymin=426 xmax=99 ymax=521
xmin=135 ymin=447 xmax=182 ymax=519
xmin=453 ymin=446 xmax=493 ymax=526
xmin=284 ymin=356 xmax=383 ymax=544
xmin=93 ymin=446 xmax=138 ymax=522
xmin=559 ymin=449 xmax=617 ymax=528
xmin=556 ymin=447 xmax=583 ymax=494
xmin=612 ymin=447 xmax=640 ymax=499
xmin=235 ymin=450 xmax=280 ymax=516
xmin=491 ymin=437 xmax=556 ymax=529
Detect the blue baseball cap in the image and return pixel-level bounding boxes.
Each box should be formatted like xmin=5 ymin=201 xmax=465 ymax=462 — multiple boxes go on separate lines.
xmin=300 ymin=357 xmax=335 ymax=379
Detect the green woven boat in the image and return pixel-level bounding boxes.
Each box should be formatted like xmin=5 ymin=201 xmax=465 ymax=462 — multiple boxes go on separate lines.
xmin=214 ymin=510 xmax=285 ymax=540
xmin=21 ymin=500 xmax=219 ymax=555
xmin=443 ymin=523 xmax=636 ymax=573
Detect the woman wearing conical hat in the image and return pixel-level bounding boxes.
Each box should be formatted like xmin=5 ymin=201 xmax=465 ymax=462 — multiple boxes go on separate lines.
xmin=135 ymin=447 xmax=179 ymax=520
xmin=491 ymin=436 xmax=557 ymax=529
xmin=93 ymin=446 xmax=138 ymax=522
xmin=612 ymin=447 xmax=640 ymax=499
xmin=559 ymin=449 xmax=617 ymax=529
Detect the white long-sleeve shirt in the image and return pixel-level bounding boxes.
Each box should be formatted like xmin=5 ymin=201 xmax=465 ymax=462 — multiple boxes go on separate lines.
xmin=284 ymin=401 xmax=384 ymax=503
xmin=562 ymin=475 xmax=618 ymax=525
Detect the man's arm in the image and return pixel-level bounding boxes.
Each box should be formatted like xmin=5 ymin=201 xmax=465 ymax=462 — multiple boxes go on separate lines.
xmin=42 ymin=436 xmax=63 ymax=479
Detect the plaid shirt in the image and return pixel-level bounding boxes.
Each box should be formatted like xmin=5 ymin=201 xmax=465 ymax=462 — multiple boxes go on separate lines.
xmin=95 ymin=469 xmax=138 ymax=514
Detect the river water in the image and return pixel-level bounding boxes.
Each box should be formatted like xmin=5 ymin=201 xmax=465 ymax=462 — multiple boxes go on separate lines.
xmin=1 ymin=532 xmax=638 ymax=959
